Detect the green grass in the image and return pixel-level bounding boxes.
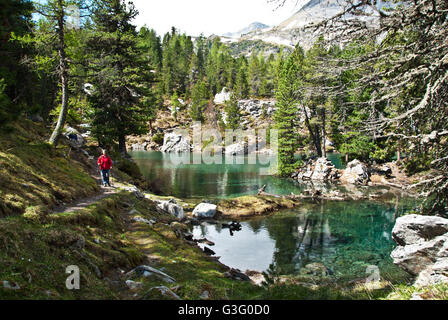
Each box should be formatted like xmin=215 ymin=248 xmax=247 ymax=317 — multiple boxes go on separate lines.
xmin=1 ymin=119 xmax=446 ymax=300
xmin=217 ymin=195 xmax=300 ymax=218
xmin=0 ymin=121 xmax=98 ymax=217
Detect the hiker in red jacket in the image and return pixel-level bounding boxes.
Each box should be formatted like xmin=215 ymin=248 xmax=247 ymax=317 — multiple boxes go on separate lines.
xmin=97 ymin=150 xmax=113 ymax=187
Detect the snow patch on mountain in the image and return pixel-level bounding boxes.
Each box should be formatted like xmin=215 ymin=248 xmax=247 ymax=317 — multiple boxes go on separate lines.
xmin=223 ymin=22 xmax=270 ymax=38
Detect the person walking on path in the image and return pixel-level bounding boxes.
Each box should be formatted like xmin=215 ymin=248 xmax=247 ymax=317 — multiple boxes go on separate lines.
xmin=97 ymin=150 xmax=113 ymax=187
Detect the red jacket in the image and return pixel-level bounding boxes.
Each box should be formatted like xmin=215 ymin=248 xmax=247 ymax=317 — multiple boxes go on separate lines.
xmin=97 ymin=155 xmax=113 ymax=170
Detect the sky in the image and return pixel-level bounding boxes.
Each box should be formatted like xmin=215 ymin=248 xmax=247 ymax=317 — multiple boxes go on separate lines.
xmin=131 ymin=0 xmax=306 ymax=37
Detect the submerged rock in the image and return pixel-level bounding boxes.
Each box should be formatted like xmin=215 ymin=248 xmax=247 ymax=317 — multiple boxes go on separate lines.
xmin=391 ymin=214 xmax=448 ymax=287
xmin=193 ymin=203 xmax=217 ymax=219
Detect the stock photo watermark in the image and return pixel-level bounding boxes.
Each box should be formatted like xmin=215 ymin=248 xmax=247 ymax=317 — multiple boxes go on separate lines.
xmin=66 ymin=265 xmax=80 ymax=290
xmin=166 ymin=122 xmax=279 ymax=175
xmin=365 ymin=265 xmax=381 ymax=284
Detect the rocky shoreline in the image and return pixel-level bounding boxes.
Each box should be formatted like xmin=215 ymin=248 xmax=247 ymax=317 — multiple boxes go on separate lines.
xmin=291 ymin=157 xmax=419 ymax=198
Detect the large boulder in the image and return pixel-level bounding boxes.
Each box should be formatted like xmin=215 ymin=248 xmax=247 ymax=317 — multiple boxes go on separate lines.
xmin=193 ymin=203 xmax=217 ymax=219
xmin=64 ymin=127 xmax=84 ymax=148
xmin=340 ymin=159 xmax=370 ymax=185
xmin=224 ymin=142 xmax=247 ymax=156
xmin=237 ymin=99 xmax=276 ymax=119
xmin=161 ymin=132 xmax=190 ymax=153
xmin=296 ymin=157 xmax=339 ymax=182
xmin=311 ymin=157 xmax=336 ymax=181
xmin=391 ymin=214 xmax=448 ymax=287
xmin=131 ymin=142 xmax=148 ymax=151
xmin=155 ymin=199 xmax=185 ymax=220
xmin=214 ymin=87 xmax=231 ymax=105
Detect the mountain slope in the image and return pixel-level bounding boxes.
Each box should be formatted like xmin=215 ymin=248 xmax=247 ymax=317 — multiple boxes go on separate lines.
xmin=223 ymin=22 xmax=270 ymax=38
xmin=277 ymin=0 xmax=344 ymax=30
xmin=241 ymin=0 xmax=385 ymax=49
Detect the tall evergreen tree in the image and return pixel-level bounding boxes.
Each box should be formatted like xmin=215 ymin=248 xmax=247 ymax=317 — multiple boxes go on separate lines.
xmin=0 ymin=0 xmax=34 ymax=124
xmin=234 ymin=57 xmax=249 ymax=99
xmin=190 ymin=80 xmax=209 ymax=122
xmin=87 ymin=0 xmax=155 ymax=154
xmin=274 ymin=48 xmax=304 ymax=176
xmin=224 ymin=93 xmax=241 ymax=130
xmin=32 ymin=0 xmax=85 ymax=145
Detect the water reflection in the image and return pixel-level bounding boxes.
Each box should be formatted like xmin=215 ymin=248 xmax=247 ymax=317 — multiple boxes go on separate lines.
xmin=130 ymin=151 xmax=346 ymax=199
xmin=192 ymin=199 xmax=412 ymax=279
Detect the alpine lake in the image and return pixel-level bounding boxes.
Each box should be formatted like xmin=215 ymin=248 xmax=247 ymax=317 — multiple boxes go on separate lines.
xmin=130 ymin=151 xmax=415 ymax=283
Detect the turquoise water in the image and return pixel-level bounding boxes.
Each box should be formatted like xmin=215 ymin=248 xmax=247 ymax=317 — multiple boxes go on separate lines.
xmin=192 ymin=200 xmax=412 ymax=280
xmin=130 ymin=151 xmax=345 ymax=199
xmin=131 ymin=151 xmax=413 ymax=280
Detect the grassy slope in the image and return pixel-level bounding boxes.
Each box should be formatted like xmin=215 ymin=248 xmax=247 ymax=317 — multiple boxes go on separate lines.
xmin=0 ymin=121 xmax=98 ymax=217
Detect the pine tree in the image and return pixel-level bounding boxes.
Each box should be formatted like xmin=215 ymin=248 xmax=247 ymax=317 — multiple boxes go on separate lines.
xmin=234 ymin=57 xmax=249 ymax=99
xmin=224 ymin=93 xmax=241 ymax=130
xmin=32 ymin=0 xmax=85 ymax=145
xmin=190 ymin=80 xmax=209 ymax=122
xmin=0 ymin=0 xmax=33 ymax=124
xmin=86 ymin=0 xmax=155 ymax=154
xmin=248 ymin=51 xmax=261 ymax=97
xmin=274 ymin=48 xmax=304 ymax=176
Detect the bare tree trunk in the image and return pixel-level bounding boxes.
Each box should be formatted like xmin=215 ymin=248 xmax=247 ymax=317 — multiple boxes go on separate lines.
xmin=119 ymin=135 xmax=127 ymax=155
xmin=149 ymin=120 xmax=153 ymax=135
xmin=321 ymin=108 xmax=326 ymax=158
xmin=303 ymin=106 xmax=322 ymax=157
xmin=49 ymin=0 xmax=69 ymax=146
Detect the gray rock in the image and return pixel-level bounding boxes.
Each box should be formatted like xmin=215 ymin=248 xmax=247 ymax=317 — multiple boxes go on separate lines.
xmin=200 ymin=291 xmax=210 ymax=300
xmin=340 ymin=159 xmax=370 ymax=185
xmin=149 ymin=286 xmax=181 ymax=300
xmin=391 ymin=214 xmax=448 ymax=287
xmin=127 ymin=265 xmax=176 ymax=283
xmin=132 ymin=217 xmax=154 ymax=226
xmin=392 ymin=214 xmax=448 ymax=247
xmin=224 ymin=142 xmax=247 ymax=155
xmin=2 ymin=281 xmax=20 ymax=290
xmin=125 ymin=280 xmax=142 ymax=291
xmin=224 ymin=268 xmax=251 ymax=281
xmin=155 ymin=199 xmax=185 ymax=220
xmin=297 ymin=157 xmax=338 ymax=182
xmin=311 ymin=157 xmax=336 ymax=181
xmin=214 ymin=87 xmax=231 ymax=105
xmin=64 ymin=131 xmax=84 ymax=148
xmin=193 ymin=203 xmax=217 ymax=219
xmin=131 ymin=143 xmax=148 ymax=151
xmin=161 ymin=132 xmax=190 ymax=153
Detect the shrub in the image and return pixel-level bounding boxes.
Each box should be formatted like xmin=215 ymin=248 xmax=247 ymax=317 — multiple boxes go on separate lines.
xmin=152 ymin=133 xmax=164 ymax=146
